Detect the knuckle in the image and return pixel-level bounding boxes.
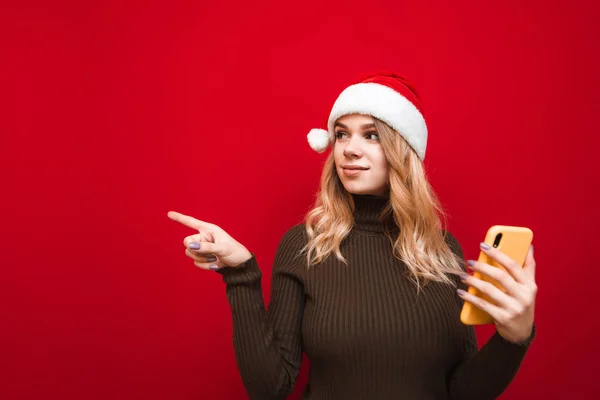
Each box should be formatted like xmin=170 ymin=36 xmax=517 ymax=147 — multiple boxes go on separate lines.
xmin=201 ymin=242 xmax=213 ymax=252
xmin=496 ymin=314 xmax=509 ymax=325
xmin=183 ymin=234 xmax=198 ymax=246
xmin=480 ymin=301 xmax=491 ymax=313
xmin=530 ymin=283 xmax=538 ymax=294
xmin=483 ymin=265 xmax=500 ymax=279
xmin=472 ymin=297 xmax=485 ymax=308
xmin=186 ymin=249 xmax=202 ymax=261
xmin=481 ymin=281 xmax=495 ymax=294
xmin=488 ymin=271 xmax=502 ymax=283
xmin=185 ymin=249 xmax=196 ymax=259
xmin=513 ymin=305 xmax=525 ymax=316
xmin=497 ymin=268 xmax=510 ymax=281
xmin=506 ymin=305 xmax=522 ymax=319
xmin=193 ymin=261 xmax=204 ymax=269
xmin=522 ymin=295 xmax=534 ymax=307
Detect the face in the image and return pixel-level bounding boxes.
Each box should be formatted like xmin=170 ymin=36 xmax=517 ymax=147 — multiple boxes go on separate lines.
xmin=333 ymin=114 xmax=389 ymax=197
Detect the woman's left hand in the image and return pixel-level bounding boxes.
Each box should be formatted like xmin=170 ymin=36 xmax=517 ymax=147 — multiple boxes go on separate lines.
xmin=457 ymin=243 xmax=537 ymax=344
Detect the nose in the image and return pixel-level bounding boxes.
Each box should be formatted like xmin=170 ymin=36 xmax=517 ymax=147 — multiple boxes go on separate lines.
xmin=343 ymin=135 xmax=363 ymax=158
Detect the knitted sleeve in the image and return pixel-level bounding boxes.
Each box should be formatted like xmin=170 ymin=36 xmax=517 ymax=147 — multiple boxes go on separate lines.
xmin=215 ymin=224 xmax=307 ymax=400
xmin=444 ymin=232 xmax=535 ymax=400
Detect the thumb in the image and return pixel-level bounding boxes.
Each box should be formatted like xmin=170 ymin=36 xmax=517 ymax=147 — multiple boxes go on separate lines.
xmin=206 ymin=230 xmax=216 ymax=243
xmin=198 ymin=229 xmax=216 ymax=243
xmin=523 ymin=244 xmax=536 ymax=279
xmin=197 ymin=240 xmax=226 ymax=257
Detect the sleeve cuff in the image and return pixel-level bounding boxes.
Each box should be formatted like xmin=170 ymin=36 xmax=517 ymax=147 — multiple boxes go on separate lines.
xmin=494 ymin=323 xmax=536 ymax=348
xmin=214 ymin=253 xmax=262 ymax=285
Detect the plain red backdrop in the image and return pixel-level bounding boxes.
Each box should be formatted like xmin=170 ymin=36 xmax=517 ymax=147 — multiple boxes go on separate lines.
xmin=1 ymin=0 xmax=599 ymax=398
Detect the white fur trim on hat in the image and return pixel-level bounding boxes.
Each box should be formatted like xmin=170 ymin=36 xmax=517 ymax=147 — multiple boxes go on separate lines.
xmin=327 ymin=82 xmax=428 ymax=160
xmin=307 ymin=128 xmax=331 ymax=153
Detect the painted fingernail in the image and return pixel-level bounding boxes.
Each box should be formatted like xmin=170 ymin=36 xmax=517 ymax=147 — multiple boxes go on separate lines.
xmin=457 ymin=289 xmax=467 ymax=296
xmin=480 ymin=242 xmax=491 ymax=250
xmin=209 ymin=265 xmax=219 ymax=270
xmin=206 ymin=257 xmax=217 ymax=262
xmin=459 ymin=273 xmax=469 ymax=280
xmin=189 ymin=242 xmax=200 ymax=250
xmin=467 ymin=260 xmax=476 ymax=267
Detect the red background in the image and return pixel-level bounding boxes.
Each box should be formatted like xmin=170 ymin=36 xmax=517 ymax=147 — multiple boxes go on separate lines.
xmin=2 ymin=0 xmax=599 ymax=398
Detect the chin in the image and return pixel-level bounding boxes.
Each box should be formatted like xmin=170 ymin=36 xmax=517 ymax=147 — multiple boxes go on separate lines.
xmin=342 ymin=183 xmax=384 ymax=196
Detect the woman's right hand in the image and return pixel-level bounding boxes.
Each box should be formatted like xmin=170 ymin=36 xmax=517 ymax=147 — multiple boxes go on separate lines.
xmin=167 ymin=211 xmax=252 ymax=270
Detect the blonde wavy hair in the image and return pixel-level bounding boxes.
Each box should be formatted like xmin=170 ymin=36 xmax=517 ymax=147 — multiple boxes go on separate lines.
xmin=302 ymin=117 xmax=464 ymax=289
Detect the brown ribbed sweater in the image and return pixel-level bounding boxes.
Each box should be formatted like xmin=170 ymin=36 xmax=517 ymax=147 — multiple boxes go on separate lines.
xmin=216 ymin=194 xmax=534 ymax=400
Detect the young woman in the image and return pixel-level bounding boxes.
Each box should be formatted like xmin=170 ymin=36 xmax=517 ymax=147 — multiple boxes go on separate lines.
xmin=168 ymin=72 xmax=537 ymax=399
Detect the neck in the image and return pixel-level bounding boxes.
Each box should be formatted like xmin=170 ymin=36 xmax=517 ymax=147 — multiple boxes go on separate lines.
xmin=351 ymin=193 xmax=398 ymax=234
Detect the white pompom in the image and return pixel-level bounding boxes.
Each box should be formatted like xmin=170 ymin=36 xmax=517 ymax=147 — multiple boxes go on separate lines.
xmin=307 ymin=129 xmax=331 ymax=153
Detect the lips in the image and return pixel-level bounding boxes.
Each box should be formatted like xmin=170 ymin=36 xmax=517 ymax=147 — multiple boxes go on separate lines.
xmin=342 ymin=165 xmax=369 ymax=170
xmin=341 ymin=165 xmax=369 ymax=177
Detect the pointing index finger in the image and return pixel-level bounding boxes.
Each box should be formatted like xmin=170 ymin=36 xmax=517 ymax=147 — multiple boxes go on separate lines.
xmin=167 ymin=211 xmax=205 ymax=230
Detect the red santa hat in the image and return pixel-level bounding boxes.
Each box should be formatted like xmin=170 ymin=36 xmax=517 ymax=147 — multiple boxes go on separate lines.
xmin=307 ymin=72 xmax=428 ymax=160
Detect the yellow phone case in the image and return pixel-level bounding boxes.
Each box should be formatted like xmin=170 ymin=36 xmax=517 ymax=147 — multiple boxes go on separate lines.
xmin=460 ymin=225 xmax=533 ymax=325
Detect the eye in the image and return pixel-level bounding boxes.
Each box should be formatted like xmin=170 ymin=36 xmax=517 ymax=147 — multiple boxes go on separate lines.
xmin=334 ymin=131 xmax=348 ymax=139
xmin=365 ymin=131 xmax=379 ymax=140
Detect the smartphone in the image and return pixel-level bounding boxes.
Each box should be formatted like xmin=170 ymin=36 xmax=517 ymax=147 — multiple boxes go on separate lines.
xmin=460 ymin=225 xmax=533 ymax=325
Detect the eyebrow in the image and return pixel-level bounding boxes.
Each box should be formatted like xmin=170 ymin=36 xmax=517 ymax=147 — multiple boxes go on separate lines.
xmin=334 ymin=122 xmax=376 ymax=130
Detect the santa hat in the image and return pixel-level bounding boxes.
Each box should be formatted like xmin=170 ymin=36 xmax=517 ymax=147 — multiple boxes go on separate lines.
xmin=307 ymin=72 xmax=428 ymax=160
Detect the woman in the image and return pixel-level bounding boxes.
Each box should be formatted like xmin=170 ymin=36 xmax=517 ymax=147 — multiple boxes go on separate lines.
xmin=168 ymin=72 xmax=537 ymax=399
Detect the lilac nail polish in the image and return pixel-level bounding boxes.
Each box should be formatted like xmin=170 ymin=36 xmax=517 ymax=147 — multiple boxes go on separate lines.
xmin=457 ymin=289 xmax=467 ymax=296
xmin=467 ymin=260 xmax=476 ymax=267
xmin=480 ymin=242 xmax=491 ymax=250
xmin=458 ymin=273 xmax=468 ymax=280
xmin=209 ymin=265 xmax=219 ymax=270
xmin=189 ymin=242 xmax=200 ymax=250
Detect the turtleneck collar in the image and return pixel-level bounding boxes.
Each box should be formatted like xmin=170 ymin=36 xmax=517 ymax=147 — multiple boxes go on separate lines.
xmin=351 ymin=193 xmax=398 ymax=234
